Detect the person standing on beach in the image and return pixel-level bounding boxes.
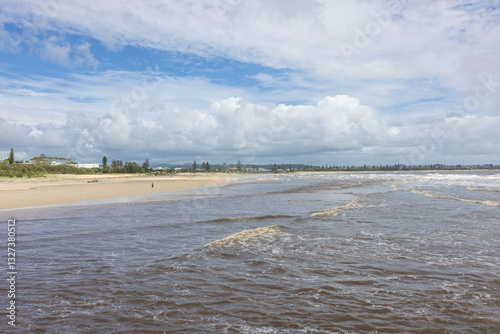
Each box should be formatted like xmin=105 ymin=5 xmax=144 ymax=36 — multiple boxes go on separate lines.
xmin=152 ymin=183 xmax=154 ymax=188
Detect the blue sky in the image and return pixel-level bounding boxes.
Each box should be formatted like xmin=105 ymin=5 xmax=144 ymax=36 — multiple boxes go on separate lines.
xmin=1 ymin=0 xmax=499 ymax=165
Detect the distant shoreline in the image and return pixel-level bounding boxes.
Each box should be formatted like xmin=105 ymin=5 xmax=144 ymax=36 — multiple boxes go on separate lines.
xmin=0 ymin=173 xmax=236 ymax=210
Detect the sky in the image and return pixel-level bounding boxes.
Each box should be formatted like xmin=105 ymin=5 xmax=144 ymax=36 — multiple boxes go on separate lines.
xmin=0 ymin=0 xmax=499 ymax=166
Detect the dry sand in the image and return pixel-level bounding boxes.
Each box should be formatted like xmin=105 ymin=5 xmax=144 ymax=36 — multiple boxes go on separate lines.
xmin=0 ymin=173 xmax=236 ymax=210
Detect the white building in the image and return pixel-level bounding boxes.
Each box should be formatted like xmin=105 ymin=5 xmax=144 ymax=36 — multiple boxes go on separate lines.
xmin=49 ymin=159 xmax=66 ymax=166
xmin=77 ymin=163 xmax=101 ymax=169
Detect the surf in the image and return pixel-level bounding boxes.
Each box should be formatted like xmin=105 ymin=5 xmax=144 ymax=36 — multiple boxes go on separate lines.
xmin=205 ymin=225 xmax=291 ymax=249
xmin=196 ymin=215 xmax=295 ymax=224
xmin=410 ymin=189 xmax=500 ymax=206
xmin=311 ymin=196 xmax=360 ymax=217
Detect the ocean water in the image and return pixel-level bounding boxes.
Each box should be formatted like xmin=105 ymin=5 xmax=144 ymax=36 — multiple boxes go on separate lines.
xmin=1 ymin=171 xmax=500 ymax=333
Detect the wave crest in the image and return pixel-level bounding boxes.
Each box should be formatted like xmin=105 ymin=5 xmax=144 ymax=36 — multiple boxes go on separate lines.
xmin=198 ymin=215 xmax=294 ymax=224
xmin=411 ymin=189 xmax=500 ymax=206
xmin=466 ymin=186 xmax=500 ymax=192
xmin=311 ymin=197 xmax=360 ymax=217
xmin=206 ymin=225 xmax=290 ymax=249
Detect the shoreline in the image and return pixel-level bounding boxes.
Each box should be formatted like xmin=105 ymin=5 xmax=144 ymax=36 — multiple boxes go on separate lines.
xmin=2 ymin=169 xmax=497 ymax=211
xmin=0 ymin=173 xmax=236 ymax=210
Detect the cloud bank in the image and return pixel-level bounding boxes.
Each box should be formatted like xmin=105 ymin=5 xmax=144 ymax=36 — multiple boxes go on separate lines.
xmin=1 ymin=72 xmax=499 ymax=165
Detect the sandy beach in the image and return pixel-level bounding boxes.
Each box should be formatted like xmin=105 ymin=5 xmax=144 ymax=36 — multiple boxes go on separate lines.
xmin=0 ymin=173 xmax=236 ymax=210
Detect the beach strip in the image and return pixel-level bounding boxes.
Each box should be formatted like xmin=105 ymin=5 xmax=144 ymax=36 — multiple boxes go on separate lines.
xmin=0 ymin=174 xmax=235 ymax=210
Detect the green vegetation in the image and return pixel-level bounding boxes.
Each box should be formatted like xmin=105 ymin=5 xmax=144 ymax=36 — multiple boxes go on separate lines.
xmin=30 ymin=154 xmax=78 ymax=165
xmin=2 ymin=150 xmax=498 ymax=178
xmin=182 ymin=162 xmax=500 ymax=173
xmin=9 ymin=148 xmax=14 ymax=165
xmin=201 ymin=161 xmax=211 ymax=171
xmin=142 ymin=159 xmax=150 ymax=171
xmin=0 ymin=160 xmax=92 ymax=178
xmin=0 ymin=153 xmax=155 ymax=178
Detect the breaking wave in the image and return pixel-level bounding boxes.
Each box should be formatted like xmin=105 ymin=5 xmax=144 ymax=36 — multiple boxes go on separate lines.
xmin=467 ymin=186 xmax=500 ymax=192
xmin=205 ymin=225 xmax=291 ymax=249
xmin=311 ymin=197 xmax=360 ymax=217
xmin=411 ymin=189 xmax=500 ymax=206
xmin=197 ymin=215 xmax=295 ymax=224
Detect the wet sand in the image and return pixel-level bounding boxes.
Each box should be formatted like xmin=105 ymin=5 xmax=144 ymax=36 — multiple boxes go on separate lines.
xmin=0 ymin=173 xmax=235 ymax=210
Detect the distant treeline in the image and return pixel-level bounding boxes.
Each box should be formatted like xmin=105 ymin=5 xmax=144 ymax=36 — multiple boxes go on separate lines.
xmin=1 ymin=149 xmax=499 ymax=178
xmin=292 ymin=163 xmax=500 ymax=172
xmin=103 ymin=159 xmax=152 ymax=174
xmin=0 ymin=162 xmax=93 ymax=178
xmin=196 ymin=162 xmax=500 ymax=172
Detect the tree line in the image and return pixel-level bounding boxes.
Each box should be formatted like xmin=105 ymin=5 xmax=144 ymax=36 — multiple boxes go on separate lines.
xmin=2 ymin=148 xmax=499 ymax=178
xmin=1 ymin=152 xmax=91 ymax=178
xmin=0 ymin=150 xmax=154 ymax=178
xmin=101 ymin=157 xmax=151 ymax=174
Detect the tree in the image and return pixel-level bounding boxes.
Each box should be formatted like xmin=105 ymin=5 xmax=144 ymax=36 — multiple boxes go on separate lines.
xmin=31 ymin=154 xmax=49 ymax=164
xmin=111 ymin=159 xmax=124 ymax=168
xmin=202 ymin=162 xmax=206 ymax=170
xmin=124 ymin=162 xmax=142 ymax=173
xmin=142 ymin=159 xmax=150 ymax=171
xmin=205 ymin=162 xmax=210 ymax=171
xmin=8 ymin=148 xmax=14 ymax=164
xmin=192 ymin=160 xmax=197 ymax=171
xmin=102 ymin=156 xmax=108 ymax=167
xmin=237 ymin=160 xmax=242 ymax=172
